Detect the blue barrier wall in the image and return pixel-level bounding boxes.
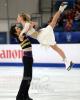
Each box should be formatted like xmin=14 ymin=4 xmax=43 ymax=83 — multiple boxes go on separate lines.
xmin=55 ymin=32 xmax=80 ymax=43
xmin=10 ymin=32 xmax=80 ymax=44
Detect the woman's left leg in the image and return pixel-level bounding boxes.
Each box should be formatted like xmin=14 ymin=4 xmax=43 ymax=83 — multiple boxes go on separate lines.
xmin=50 ymin=44 xmax=72 ymax=70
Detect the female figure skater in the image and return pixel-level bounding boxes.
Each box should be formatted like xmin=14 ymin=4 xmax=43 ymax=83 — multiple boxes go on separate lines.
xmin=10 ymin=23 xmax=33 ymax=100
xmin=17 ymin=2 xmax=73 ymax=71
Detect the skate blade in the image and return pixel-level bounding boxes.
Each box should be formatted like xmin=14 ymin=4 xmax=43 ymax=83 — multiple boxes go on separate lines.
xmin=67 ymin=61 xmax=73 ymax=71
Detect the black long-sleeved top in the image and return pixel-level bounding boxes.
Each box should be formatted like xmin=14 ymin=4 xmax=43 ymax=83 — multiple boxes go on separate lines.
xmin=17 ymin=34 xmax=32 ymax=57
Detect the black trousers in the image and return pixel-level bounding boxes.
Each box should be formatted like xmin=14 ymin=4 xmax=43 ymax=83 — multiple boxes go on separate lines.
xmin=16 ymin=56 xmax=33 ymax=100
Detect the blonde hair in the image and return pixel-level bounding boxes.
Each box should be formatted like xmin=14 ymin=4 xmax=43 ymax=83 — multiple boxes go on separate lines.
xmin=18 ymin=12 xmax=31 ymax=22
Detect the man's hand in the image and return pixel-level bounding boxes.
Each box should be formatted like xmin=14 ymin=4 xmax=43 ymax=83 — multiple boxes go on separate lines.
xmin=19 ymin=34 xmax=24 ymax=41
xmin=59 ymin=2 xmax=68 ymax=13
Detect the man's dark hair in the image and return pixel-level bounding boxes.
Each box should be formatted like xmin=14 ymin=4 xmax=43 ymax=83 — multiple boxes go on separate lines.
xmin=10 ymin=24 xmax=17 ymax=37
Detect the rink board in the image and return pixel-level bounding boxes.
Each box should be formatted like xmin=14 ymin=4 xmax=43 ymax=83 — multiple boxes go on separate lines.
xmin=0 ymin=44 xmax=80 ymax=68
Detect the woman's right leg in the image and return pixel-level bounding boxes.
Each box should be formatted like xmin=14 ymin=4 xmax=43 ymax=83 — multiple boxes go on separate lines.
xmin=49 ymin=2 xmax=67 ymax=29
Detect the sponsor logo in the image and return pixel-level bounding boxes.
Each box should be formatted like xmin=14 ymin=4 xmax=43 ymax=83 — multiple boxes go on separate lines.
xmin=0 ymin=50 xmax=23 ymax=59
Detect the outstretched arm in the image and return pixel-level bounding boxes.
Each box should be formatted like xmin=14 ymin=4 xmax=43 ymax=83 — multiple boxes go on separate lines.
xmin=49 ymin=2 xmax=68 ymax=29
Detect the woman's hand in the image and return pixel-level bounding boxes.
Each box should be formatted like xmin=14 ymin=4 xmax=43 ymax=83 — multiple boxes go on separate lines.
xmin=30 ymin=21 xmax=38 ymax=29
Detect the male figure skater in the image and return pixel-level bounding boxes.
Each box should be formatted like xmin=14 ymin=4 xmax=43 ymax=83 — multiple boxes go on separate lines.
xmin=10 ymin=23 xmax=33 ymax=100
